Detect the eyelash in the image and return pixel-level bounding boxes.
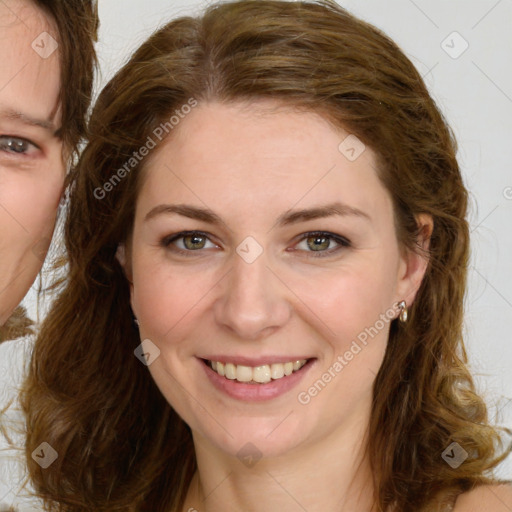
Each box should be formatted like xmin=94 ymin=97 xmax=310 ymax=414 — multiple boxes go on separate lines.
xmin=0 ymin=135 xmax=39 ymax=156
xmin=160 ymin=230 xmax=351 ymax=258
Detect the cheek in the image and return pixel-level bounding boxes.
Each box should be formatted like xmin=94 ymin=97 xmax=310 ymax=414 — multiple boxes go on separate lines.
xmin=290 ymin=265 xmax=397 ymax=424
xmin=0 ymin=171 xmax=63 ymax=247
xmin=288 ymin=259 xmax=398 ymax=345
xmin=131 ymin=256 xmax=219 ymax=342
xmin=0 ymin=171 xmax=62 ymax=322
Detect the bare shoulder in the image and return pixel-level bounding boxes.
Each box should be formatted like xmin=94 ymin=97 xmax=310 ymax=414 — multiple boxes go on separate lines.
xmin=453 ymin=484 xmax=512 ymax=511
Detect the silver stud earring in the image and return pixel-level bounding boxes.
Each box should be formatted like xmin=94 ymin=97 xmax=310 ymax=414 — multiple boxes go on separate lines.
xmin=397 ymin=300 xmax=408 ymax=323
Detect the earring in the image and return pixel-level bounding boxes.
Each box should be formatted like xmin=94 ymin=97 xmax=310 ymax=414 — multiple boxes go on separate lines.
xmin=134 ymin=317 xmax=140 ymax=327
xmin=397 ymin=300 xmax=408 ymax=323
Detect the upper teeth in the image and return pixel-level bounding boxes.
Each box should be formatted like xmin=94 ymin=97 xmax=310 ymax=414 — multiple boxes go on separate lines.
xmin=210 ymin=360 xmax=308 ymax=384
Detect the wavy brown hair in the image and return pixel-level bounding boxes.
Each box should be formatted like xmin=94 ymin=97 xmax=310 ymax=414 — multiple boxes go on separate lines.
xmin=21 ymin=1 xmax=509 ymax=511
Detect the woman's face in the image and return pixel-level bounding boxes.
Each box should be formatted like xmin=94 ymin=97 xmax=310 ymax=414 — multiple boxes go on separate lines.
xmin=0 ymin=0 xmax=63 ymax=325
xmin=123 ymin=100 xmax=429 ymax=459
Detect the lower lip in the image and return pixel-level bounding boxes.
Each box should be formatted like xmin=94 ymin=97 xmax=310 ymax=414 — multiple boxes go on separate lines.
xmin=200 ymin=358 xmax=315 ymax=402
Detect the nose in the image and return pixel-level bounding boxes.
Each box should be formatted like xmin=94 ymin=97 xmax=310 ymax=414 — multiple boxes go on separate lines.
xmin=213 ymin=252 xmax=292 ymax=341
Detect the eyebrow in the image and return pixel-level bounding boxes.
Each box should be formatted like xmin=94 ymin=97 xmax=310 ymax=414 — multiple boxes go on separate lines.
xmin=144 ymin=201 xmax=371 ymax=226
xmin=0 ymin=108 xmax=57 ymax=134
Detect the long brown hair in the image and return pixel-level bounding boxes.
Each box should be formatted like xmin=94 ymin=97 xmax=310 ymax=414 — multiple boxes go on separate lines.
xmin=21 ymin=1 xmax=509 ymax=510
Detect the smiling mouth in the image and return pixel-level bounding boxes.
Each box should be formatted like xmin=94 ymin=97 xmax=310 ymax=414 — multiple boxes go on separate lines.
xmin=205 ymin=359 xmax=309 ymax=384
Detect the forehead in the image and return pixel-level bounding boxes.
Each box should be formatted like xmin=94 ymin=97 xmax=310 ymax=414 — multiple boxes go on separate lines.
xmin=0 ymin=0 xmax=61 ymax=126
xmin=138 ymin=100 xmax=392 ymax=226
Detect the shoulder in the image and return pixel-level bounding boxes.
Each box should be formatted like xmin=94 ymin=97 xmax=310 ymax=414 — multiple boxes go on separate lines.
xmin=453 ymin=484 xmax=512 ymax=511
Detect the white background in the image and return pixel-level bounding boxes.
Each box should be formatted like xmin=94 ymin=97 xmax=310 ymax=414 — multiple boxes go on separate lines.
xmin=19 ymin=0 xmax=512 ymax=487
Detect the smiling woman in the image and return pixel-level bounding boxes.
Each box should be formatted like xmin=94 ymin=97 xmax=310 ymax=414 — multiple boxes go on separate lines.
xmin=20 ymin=1 xmax=511 ymax=511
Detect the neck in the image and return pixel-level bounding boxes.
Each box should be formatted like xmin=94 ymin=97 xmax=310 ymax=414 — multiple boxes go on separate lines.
xmin=183 ymin=404 xmax=376 ymax=512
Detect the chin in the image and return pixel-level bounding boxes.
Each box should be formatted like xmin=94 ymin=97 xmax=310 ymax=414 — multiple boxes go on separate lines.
xmin=190 ymin=410 xmax=312 ymax=461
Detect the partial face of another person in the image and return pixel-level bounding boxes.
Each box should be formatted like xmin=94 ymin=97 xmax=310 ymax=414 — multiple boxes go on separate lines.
xmin=121 ymin=100 xmax=429 ymax=460
xmin=0 ymin=0 xmax=63 ymax=325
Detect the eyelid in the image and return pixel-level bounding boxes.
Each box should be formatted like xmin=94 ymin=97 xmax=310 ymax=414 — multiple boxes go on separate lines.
xmin=161 ymin=230 xmax=220 ymax=252
xmin=296 ymin=231 xmax=351 ymax=245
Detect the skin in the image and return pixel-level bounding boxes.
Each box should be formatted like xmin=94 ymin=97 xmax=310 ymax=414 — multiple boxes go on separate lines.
xmin=118 ymin=100 xmax=510 ymax=511
xmin=0 ymin=0 xmax=63 ymax=326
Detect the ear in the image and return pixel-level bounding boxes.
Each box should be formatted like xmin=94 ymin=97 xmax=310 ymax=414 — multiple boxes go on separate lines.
xmin=395 ymin=213 xmax=433 ymax=309
xmin=116 ymin=243 xmax=133 ymax=284
xmin=116 ymin=243 xmax=137 ymax=318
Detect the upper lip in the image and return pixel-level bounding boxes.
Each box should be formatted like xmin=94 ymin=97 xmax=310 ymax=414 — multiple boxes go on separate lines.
xmin=200 ymin=355 xmax=314 ymax=366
